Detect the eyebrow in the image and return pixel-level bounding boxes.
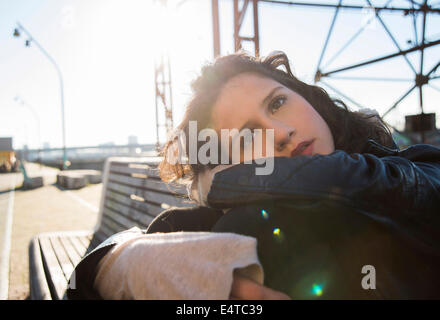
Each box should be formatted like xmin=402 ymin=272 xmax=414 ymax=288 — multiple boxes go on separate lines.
xmin=238 ymin=85 xmax=284 ymax=132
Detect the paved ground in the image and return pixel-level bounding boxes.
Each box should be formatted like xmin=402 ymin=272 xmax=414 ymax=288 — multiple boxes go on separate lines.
xmin=0 ymin=162 xmax=102 ymax=300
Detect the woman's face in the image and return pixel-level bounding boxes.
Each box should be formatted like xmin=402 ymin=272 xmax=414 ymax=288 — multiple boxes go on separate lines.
xmin=210 ymin=72 xmax=335 ymax=160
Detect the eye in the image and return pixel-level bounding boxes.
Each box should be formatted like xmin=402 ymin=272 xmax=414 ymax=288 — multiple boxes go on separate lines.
xmin=269 ymin=96 xmax=287 ymax=114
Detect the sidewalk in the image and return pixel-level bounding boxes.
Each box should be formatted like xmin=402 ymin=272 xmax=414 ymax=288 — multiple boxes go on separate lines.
xmin=0 ymin=163 xmax=102 ymax=299
xmin=0 ymin=162 xmax=57 ymax=193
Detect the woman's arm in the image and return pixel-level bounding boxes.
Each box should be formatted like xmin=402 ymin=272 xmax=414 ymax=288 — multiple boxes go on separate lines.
xmin=93 ymin=231 xmax=264 ymax=300
xmin=207 ymin=146 xmax=440 ymax=246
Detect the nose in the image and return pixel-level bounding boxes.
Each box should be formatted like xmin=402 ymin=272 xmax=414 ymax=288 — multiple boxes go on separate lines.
xmin=246 ymin=116 xmax=296 ymax=159
xmin=265 ymin=119 xmax=296 ymax=157
xmin=271 ymin=121 xmax=296 ymax=155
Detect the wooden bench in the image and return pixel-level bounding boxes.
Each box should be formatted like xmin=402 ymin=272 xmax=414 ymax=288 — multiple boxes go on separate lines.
xmin=28 ymin=156 xmax=195 ymax=300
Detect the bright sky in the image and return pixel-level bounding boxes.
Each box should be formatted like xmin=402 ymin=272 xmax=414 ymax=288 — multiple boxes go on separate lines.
xmin=1 ymin=0 xmax=439 ymax=150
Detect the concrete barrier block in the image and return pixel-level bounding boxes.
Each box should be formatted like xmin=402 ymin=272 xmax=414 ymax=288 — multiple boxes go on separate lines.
xmin=56 ymin=169 xmax=102 ymax=189
xmin=74 ymin=170 xmax=102 ymax=184
xmin=65 ymin=176 xmax=87 ymax=189
xmin=57 ymin=172 xmax=87 ymax=189
xmin=23 ymin=176 xmax=44 ymax=189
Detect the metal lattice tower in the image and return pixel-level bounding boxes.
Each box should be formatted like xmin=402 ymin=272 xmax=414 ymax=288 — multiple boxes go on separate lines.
xmin=212 ymin=0 xmax=440 ymax=144
xmin=153 ymin=0 xmax=174 ymax=152
xmin=154 ymin=53 xmax=174 ymax=152
xmin=212 ymin=0 xmax=261 ymax=57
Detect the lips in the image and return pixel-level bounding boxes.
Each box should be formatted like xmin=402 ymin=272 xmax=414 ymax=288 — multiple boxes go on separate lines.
xmin=290 ymin=139 xmax=315 ymax=157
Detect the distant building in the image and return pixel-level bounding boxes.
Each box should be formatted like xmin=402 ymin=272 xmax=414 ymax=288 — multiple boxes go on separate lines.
xmin=0 ymin=137 xmax=13 ymax=151
xmin=128 ymin=135 xmax=139 ymax=154
xmin=128 ymin=135 xmax=138 ymax=146
xmin=0 ymin=137 xmax=19 ymax=172
xmin=396 ymin=112 xmax=440 ymax=149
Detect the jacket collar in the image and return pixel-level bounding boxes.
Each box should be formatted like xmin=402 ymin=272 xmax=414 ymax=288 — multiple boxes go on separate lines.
xmin=362 ymin=138 xmax=440 ymax=162
xmin=361 ymin=139 xmax=400 ymax=157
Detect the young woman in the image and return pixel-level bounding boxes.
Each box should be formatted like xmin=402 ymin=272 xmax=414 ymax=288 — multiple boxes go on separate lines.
xmin=69 ymin=51 xmax=440 ymax=300
xmin=156 ymin=51 xmax=440 ymax=299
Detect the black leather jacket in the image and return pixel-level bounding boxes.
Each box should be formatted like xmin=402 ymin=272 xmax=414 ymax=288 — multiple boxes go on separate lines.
xmin=68 ymin=139 xmax=440 ymax=299
xmin=208 ymin=139 xmax=440 ymax=247
xmin=207 ymin=138 xmax=440 ymax=298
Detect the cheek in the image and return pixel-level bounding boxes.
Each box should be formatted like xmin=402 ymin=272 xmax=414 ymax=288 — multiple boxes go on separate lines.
xmin=277 ymin=102 xmax=318 ymax=132
xmin=286 ymin=103 xmax=334 ymax=152
xmin=306 ymin=107 xmax=335 ymax=153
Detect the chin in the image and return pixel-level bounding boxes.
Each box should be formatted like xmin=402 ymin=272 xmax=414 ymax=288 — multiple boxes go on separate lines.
xmin=313 ymin=140 xmax=333 ymax=156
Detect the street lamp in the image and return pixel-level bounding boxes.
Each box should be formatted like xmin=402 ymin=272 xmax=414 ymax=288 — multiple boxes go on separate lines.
xmin=14 ymin=96 xmax=42 ymax=162
xmin=13 ymin=22 xmax=68 ymax=170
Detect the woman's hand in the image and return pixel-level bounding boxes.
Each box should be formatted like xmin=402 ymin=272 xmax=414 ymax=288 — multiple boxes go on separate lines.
xmin=230 ymin=273 xmax=291 ymax=300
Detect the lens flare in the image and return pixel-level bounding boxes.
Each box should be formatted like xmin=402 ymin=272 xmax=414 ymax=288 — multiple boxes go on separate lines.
xmin=312 ymin=284 xmax=323 ymax=297
xmin=272 ymin=227 xmax=284 ymax=243
xmin=261 ymin=209 xmax=269 ymax=220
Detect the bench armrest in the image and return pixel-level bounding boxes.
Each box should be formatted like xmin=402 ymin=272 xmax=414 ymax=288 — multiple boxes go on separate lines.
xmin=28 ymin=237 xmax=52 ymax=300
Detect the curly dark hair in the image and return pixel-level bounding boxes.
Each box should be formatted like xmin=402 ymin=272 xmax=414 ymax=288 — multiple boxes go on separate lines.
xmin=158 ymin=51 xmax=395 ymax=184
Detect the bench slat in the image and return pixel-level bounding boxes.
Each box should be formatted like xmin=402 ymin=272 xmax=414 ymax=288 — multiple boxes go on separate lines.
xmin=99 ymin=212 xmax=128 ymax=234
xmin=109 ymin=163 xmax=160 ymax=178
xmin=105 ymin=189 xmax=165 ymax=217
xmin=29 ymin=238 xmax=52 ymax=300
xmin=111 ymin=161 xmax=160 ymax=171
xmin=77 ymin=235 xmax=92 ymax=252
xmin=108 ymin=172 xmax=187 ymax=196
xmin=59 ymin=236 xmax=82 ymax=269
xmin=106 ymin=181 xmax=193 ymax=208
xmin=39 ymin=237 xmax=68 ymax=300
xmin=104 ymin=199 xmax=155 ymax=228
xmin=50 ymin=237 xmax=75 ymax=282
xmin=69 ymin=236 xmax=88 ymax=258
xmin=102 ymin=206 xmax=142 ymax=230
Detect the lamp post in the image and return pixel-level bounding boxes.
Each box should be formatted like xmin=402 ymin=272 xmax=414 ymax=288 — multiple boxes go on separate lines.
xmin=14 ymin=96 xmax=42 ymax=163
xmin=13 ymin=22 xmax=68 ymax=170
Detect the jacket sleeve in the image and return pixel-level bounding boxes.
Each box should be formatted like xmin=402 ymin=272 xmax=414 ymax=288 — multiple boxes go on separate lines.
xmin=207 ymin=148 xmax=440 ymax=246
xmin=67 ymin=227 xmax=146 ymax=299
xmin=67 ymin=206 xmax=224 ymax=299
